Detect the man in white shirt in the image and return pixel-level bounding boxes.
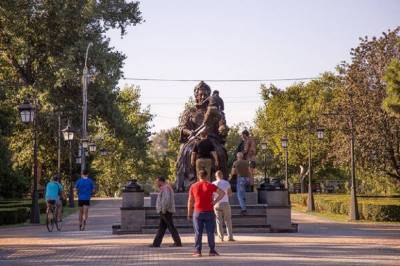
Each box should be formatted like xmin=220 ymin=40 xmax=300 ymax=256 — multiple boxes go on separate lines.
xmin=213 ymin=170 xmax=234 ymax=242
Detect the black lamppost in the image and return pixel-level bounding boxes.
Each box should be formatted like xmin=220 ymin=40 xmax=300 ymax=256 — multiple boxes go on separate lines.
xmin=62 ymin=120 xmax=75 ymax=208
xmin=322 ymin=112 xmax=359 ymax=220
xmin=100 ymin=148 xmax=108 ymax=156
xmin=281 ymin=136 xmax=289 ymax=189
xmin=88 ymin=142 xmax=97 ymax=153
xmin=306 ymin=126 xmax=325 ymax=212
xmin=259 ymin=143 xmax=268 ymax=188
xmin=18 ymin=99 xmax=40 ymax=224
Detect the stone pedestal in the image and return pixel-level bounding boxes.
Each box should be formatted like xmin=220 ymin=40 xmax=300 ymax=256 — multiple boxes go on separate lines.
xmin=150 ymin=192 xmax=258 ymax=206
xmin=114 ymin=179 xmax=146 ymax=234
xmin=266 ymin=206 xmax=297 ymax=232
xmin=121 ymin=208 xmax=145 ymax=232
xmin=258 ymin=189 xmax=289 ymax=206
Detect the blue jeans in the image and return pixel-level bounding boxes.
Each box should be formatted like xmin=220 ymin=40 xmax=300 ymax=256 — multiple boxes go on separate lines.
xmin=237 ymin=176 xmax=247 ymax=210
xmin=193 ymin=211 xmax=216 ymax=253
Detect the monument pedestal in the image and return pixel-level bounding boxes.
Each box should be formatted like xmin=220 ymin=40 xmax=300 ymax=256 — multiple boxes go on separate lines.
xmin=113 ymin=180 xmax=146 ymax=234
xmin=150 ymin=191 xmax=258 ymax=206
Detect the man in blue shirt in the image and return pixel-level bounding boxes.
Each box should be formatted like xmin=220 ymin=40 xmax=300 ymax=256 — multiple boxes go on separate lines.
xmin=45 ymin=175 xmax=64 ymax=222
xmin=75 ymin=169 xmax=95 ymax=231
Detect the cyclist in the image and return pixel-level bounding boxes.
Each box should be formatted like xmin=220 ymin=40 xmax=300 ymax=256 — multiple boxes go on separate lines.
xmin=75 ymin=169 xmax=95 ymax=231
xmin=45 ymin=175 xmax=64 ymax=222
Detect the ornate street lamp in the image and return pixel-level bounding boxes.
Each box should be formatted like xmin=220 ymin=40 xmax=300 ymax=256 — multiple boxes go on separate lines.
xmin=18 ymin=100 xmax=36 ymax=123
xmin=62 ymin=121 xmax=75 ymax=207
xmin=18 ymin=99 xmax=40 ymax=224
xmin=259 ymin=142 xmax=270 ymax=190
xmin=81 ymin=138 xmax=89 ymax=149
xmin=88 ymin=142 xmax=97 ymax=153
xmin=281 ymin=136 xmax=289 ymax=189
xmin=317 ymin=128 xmax=325 ymax=140
xmin=76 ymin=156 xmax=82 ymax=164
xmin=100 ymin=148 xmax=108 ymax=156
xmin=307 ymin=126 xmax=325 ymax=212
xmin=61 ymin=121 xmax=75 ymax=141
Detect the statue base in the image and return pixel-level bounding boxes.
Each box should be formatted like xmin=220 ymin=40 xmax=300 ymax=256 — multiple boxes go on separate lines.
xmin=150 ymin=192 xmax=258 ymax=206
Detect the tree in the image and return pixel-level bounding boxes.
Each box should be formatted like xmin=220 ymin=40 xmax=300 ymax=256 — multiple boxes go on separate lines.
xmin=336 ymin=28 xmax=400 ymax=182
xmin=0 ymin=1 xmax=143 ymax=197
xmin=383 ymin=58 xmax=400 ymax=116
xmin=254 ymin=73 xmax=341 ymax=188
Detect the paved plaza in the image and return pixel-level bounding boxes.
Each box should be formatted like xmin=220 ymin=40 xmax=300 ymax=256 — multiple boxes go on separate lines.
xmin=0 ymin=198 xmax=399 ymax=266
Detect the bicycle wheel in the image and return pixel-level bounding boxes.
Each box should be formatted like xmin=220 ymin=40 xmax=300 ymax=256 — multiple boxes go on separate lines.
xmin=46 ymin=209 xmax=54 ymax=232
xmin=55 ymin=209 xmax=62 ymax=231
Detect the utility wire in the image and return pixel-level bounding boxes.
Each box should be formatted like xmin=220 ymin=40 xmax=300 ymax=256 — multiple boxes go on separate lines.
xmin=122 ymin=77 xmax=317 ymax=82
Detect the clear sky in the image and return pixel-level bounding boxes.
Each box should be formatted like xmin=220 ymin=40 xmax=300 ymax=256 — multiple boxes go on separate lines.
xmin=106 ymin=0 xmax=400 ymax=132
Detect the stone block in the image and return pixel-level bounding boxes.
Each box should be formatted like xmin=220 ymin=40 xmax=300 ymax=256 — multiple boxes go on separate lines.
xmin=258 ymin=190 xmax=289 ymax=206
xmin=122 ymin=191 xmax=144 ymax=208
xmin=266 ymin=206 xmax=292 ymax=230
xmin=121 ymin=209 xmax=145 ymax=232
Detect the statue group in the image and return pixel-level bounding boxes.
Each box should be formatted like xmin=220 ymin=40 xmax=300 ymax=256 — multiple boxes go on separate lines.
xmin=175 ymin=81 xmax=229 ymax=192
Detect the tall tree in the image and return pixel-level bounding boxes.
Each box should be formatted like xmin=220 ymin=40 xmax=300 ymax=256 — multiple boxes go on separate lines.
xmin=0 ymin=1 xmax=143 ymax=197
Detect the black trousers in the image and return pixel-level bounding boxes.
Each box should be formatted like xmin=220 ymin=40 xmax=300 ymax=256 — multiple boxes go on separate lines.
xmin=153 ymin=212 xmax=182 ymax=247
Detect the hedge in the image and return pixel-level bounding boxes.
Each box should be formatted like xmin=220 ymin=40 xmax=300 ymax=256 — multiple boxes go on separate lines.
xmin=291 ymin=194 xmax=400 ymax=222
xmin=0 ymin=200 xmax=47 ymax=213
xmin=0 ymin=207 xmax=30 ymax=225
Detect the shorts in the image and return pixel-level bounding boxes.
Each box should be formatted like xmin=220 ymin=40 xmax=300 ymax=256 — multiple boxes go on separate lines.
xmin=78 ymin=200 xmax=90 ymax=207
xmin=47 ymin=200 xmax=56 ymax=205
xmin=249 ymin=161 xmax=256 ymax=169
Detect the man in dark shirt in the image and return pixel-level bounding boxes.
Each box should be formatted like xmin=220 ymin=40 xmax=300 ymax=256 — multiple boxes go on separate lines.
xmin=191 ymin=131 xmax=219 ymax=180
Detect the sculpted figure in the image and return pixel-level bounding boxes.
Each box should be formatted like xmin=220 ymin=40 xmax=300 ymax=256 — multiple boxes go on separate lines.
xmin=175 ymin=81 xmax=229 ymax=192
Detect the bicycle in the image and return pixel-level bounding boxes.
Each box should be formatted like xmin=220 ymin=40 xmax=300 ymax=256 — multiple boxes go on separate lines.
xmin=46 ymin=200 xmax=62 ymax=232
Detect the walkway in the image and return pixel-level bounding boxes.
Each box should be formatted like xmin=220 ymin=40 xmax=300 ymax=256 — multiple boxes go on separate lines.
xmin=0 ymin=198 xmax=399 ymax=265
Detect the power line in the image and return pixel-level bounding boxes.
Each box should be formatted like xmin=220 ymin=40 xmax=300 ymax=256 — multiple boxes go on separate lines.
xmin=122 ymin=77 xmax=317 ymax=82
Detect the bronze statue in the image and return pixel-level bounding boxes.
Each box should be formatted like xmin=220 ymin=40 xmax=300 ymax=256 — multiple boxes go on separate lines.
xmin=175 ymin=81 xmax=229 ymax=192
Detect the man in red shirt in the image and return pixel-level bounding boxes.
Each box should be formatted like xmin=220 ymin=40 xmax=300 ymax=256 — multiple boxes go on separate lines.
xmin=187 ymin=169 xmax=225 ymax=257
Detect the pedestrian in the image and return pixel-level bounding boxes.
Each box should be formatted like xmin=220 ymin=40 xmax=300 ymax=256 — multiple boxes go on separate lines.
xmin=241 ymin=129 xmax=257 ymax=182
xmin=191 ymin=130 xmax=219 ymax=180
xmin=187 ymin=169 xmax=225 ymax=257
xmin=45 ymin=175 xmax=64 ymax=222
xmin=213 ymin=170 xmax=234 ymax=242
xmin=231 ymin=152 xmax=251 ymax=215
xmin=75 ymin=169 xmax=95 ymax=231
xmin=150 ymin=176 xmax=182 ymax=248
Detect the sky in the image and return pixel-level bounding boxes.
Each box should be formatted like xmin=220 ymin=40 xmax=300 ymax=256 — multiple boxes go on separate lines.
xmin=106 ymin=0 xmax=400 ymax=133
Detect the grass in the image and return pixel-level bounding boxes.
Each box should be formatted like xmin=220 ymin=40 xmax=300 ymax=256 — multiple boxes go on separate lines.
xmin=291 ymin=194 xmax=400 ymax=224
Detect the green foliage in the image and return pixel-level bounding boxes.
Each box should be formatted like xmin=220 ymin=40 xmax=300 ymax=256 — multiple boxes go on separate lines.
xmin=0 ymin=207 xmax=29 ymax=225
xmin=90 ymin=85 xmax=152 ymax=196
xmin=0 ymin=1 xmax=145 ymax=197
xmin=254 ymin=73 xmax=340 ymax=182
xmin=383 ymin=58 xmax=400 ymax=116
xmin=291 ymin=194 xmax=400 ymax=221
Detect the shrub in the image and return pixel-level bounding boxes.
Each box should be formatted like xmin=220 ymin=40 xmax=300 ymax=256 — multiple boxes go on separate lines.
xmin=290 ymin=193 xmax=400 ymax=222
xmin=0 ymin=207 xmax=29 ymax=225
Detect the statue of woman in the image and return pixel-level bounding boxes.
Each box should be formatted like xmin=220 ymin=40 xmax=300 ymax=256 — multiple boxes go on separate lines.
xmin=175 ymin=81 xmax=229 ymax=192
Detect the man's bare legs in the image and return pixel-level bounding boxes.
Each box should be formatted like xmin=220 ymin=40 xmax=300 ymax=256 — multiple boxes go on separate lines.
xmin=79 ymin=205 xmax=89 ymax=230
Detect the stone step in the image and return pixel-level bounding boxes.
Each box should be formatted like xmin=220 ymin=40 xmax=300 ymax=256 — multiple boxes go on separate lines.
xmin=144 ymin=204 xmax=268 ymax=216
xmin=145 ymin=214 xmax=267 ymax=226
xmin=141 ymin=224 xmax=271 ymax=234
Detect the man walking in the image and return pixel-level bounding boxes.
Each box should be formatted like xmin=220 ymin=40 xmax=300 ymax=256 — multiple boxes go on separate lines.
xmin=213 ymin=170 xmax=234 ymax=242
xmin=231 ymin=152 xmax=251 ymax=215
xmin=191 ymin=131 xmax=219 ymax=180
xmin=187 ymin=169 xmax=225 ymax=257
xmin=75 ymin=169 xmax=95 ymax=231
xmin=150 ymin=176 xmax=182 ymax=248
